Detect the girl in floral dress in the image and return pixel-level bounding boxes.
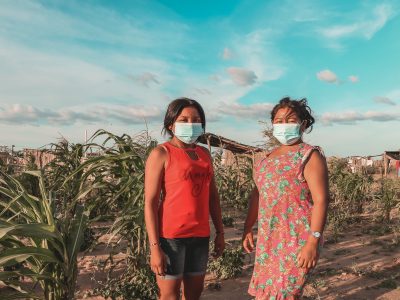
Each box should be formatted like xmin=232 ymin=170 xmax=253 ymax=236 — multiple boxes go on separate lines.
xmin=243 ymin=97 xmax=329 ymax=300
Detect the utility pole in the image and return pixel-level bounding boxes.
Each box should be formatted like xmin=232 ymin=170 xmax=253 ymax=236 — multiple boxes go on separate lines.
xmin=11 ymin=145 xmax=15 ymax=165
xmin=84 ymin=130 xmax=88 ymax=158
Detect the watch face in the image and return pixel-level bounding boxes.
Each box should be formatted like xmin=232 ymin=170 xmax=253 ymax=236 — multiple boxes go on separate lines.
xmin=313 ymin=232 xmax=321 ymax=238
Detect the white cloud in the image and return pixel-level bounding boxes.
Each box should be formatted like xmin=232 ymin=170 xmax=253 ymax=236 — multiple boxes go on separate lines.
xmin=226 ymin=67 xmax=258 ymax=86
xmin=0 ymin=104 xmax=162 ymax=126
xmin=131 ymin=72 xmax=160 ymax=87
xmin=222 ymin=47 xmax=233 ymax=60
xmin=217 ymin=102 xmax=274 ymax=119
xmin=0 ymin=1 xmax=191 ymax=109
xmin=320 ymin=24 xmax=359 ymax=39
xmin=319 ymin=4 xmax=394 ymax=41
xmin=193 ymin=88 xmax=212 ymax=95
xmin=316 ymin=69 xmax=338 ymax=83
xmin=386 ymin=89 xmax=400 ymax=102
xmin=320 ymin=110 xmax=400 ymax=125
xmin=234 ymin=29 xmax=285 ymax=82
xmin=0 ymin=1 xmax=188 ymax=53
xmin=348 ymin=75 xmax=359 ymax=83
xmin=208 ymin=75 xmax=220 ymax=82
xmin=374 ymin=96 xmax=396 ymax=106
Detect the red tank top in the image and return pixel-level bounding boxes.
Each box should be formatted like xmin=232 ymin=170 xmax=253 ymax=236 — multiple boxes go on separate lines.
xmin=159 ymin=142 xmax=213 ymax=238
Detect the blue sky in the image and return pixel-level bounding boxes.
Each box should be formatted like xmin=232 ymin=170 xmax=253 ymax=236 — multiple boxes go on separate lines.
xmin=0 ymin=0 xmax=399 ymax=156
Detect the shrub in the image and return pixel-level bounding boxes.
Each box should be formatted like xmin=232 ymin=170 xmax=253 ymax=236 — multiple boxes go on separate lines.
xmin=213 ymin=150 xmax=254 ymax=210
xmin=222 ymin=214 xmax=234 ymax=227
xmin=326 ymin=158 xmax=373 ymax=239
xmin=208 ymin=245 xmax=244 ymax=280
xmin=373 ymin=178 xmax=400 ymax=222
xmin=93 ymin=263 xmax=157 ymax=300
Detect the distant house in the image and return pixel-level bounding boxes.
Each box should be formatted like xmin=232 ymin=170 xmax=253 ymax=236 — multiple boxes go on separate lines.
xmin=221 ymin=149 xmax=267 ymax=167
xmin=347 ymin=156 xmax=374 ymax=173
xmin=198 ymin=132 xmax=265 ymax=168
xmin=23 ymin=148 xmax=56 ymax=169
xmin=0 ymin=150 xmax=12 ymax=165
xmin=383 ymin=151 xmax=400 ymax=177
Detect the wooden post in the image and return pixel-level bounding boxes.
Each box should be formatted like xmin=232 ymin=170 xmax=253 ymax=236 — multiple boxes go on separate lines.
xmin=207 ymin=136 xmax=211 ymax=152
xmin=383 ymin=153 xmax=389 ymax=177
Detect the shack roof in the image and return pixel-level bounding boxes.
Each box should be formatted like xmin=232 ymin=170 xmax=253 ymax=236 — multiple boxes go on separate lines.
xmin=385 ymin=151 xmax=400 ymax=161
xmin=198 ymin=132 xmax=264 ymax=154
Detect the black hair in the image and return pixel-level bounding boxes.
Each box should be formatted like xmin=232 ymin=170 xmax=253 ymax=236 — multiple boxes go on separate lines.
xmin=270 ymin=97 xmax=315 ymax=131
xmin=162 ymin=97 xmax=206 ymax=137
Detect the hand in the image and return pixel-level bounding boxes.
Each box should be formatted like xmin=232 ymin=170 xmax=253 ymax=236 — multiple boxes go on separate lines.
xmin=242 ymin=230 xmax=255 ymax=253
xmin=213 ymin=233 xmax=225 ymax=257
xmin=150 ymin=246 xmax=167 ymax=276
xmin=296 ymin=239 xmax=319 ymax=272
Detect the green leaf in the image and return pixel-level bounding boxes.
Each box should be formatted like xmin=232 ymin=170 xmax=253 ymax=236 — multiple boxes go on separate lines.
xmin=0 ymin=223 xmax=62 ymax=241
xmin=0 ymin=246 xmax=62 ymax=266
xmin=66 ymin=205 xmax=89 ymax=262
xmin=0 ymin=269 xmax=56 ymax=282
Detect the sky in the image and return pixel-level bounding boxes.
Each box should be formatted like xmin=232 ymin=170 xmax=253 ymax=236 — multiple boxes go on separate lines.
xmin=0 ymin=0 xmax=399 ymax=157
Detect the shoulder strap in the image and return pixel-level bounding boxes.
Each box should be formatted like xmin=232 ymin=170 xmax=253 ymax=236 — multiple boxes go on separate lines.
xmin=297 ymin=145 xmax=325 ymax=181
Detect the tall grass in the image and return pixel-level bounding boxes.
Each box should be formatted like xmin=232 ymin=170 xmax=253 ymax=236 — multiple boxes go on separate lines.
xmin=0 ymin=170 xmax=89 ymax=299
xmin=213 ymin=150 xmax=254 ymax=210
xmin=74 ymin=129 xmax=159 ymax=299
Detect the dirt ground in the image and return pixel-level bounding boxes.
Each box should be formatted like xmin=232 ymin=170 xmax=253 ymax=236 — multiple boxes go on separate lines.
xmin=1 ymin=215 xmax=398 ymax=299
xmin=201 ymin=216 xmax=400 ymax=300
xmin=74 ymin=212 xmax=400 ymax=300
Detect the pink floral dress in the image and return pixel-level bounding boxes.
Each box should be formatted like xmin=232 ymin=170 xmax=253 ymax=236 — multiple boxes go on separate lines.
xmin=248 ymin=143 xmax=324 ymax=300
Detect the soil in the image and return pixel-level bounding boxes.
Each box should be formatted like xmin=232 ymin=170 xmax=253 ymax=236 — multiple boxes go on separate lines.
xmin=73 ymin=212 xmax=400 ymax=300
xmin=202 ymin=215 xmax=400 ymax=300
xmin=1 ymin=215 xmax=399 ymax=300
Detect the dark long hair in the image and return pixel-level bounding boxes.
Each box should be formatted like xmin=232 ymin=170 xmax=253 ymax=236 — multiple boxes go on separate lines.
xmin=162 ymin=97 xmax=206 ymax=137
xmin=271 ymin=97 xmax=315 ymax=131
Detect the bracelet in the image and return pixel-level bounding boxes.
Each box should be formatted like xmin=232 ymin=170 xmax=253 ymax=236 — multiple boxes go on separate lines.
xmin=150 ymin=241 xmax=160 ymax=247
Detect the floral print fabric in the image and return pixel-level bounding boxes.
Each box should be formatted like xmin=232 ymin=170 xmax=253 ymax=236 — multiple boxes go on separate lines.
xmin=248 ymin=143 xmax=324 ymax=300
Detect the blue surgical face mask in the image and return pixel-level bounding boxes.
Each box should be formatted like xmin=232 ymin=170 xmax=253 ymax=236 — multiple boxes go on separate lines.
xmin=273 ymin=123 xmax=302 ymax=145
xmin=173 ymin=122 xmax=204 ymax=144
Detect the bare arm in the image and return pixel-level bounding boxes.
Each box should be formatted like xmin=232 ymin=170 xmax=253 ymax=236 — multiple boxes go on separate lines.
xmin=144 ymin=146 xmax=167 ymax=275
xmin=244 ymin=187 xmax=259 ymax=233
xmin=209 ymin=176 xmax=224 ymax=235
xmin=203 ymin=147 xmax=225 ymax=256
xmin=242 ymin=187 xmax=259 ymax=253
xmin=298 ymin=150 xmax=329 ymax=269
xmin=304 ymin=150 xmax=329 ymax=242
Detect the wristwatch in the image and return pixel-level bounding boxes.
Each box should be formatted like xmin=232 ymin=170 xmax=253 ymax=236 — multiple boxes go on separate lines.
xmin=311 ymin=231 xmax=321 ymax=239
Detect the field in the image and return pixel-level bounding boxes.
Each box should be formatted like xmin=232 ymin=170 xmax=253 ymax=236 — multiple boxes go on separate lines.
xmin=70 ymin=206 xmax=400 ymax=300
xmin=0 ymin=131 xmax=399 ymax=300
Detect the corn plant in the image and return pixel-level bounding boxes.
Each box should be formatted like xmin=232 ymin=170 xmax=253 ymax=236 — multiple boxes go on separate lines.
xmin=328 ymin=158 xmax=372 ymax=215
xmin=0 ymin=170 xmax=90 ymax=300
xmin=213 ymin=150 xmax=254 ymax=210
xmin=44 ymin=141 xmax=92 ymax=216
xmin=70 ymin=129 xmax=158 ymax=299
xmin=327 ymin=158 xmax=373 ymax=240
xmin=374 ymin=178 xmax=400 ymax=223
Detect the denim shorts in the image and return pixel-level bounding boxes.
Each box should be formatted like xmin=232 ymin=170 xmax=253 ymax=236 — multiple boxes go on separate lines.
xmin=159 ymin=237 xmax=210 ymax=279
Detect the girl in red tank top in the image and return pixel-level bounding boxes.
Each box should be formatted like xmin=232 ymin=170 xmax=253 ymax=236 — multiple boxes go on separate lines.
xmin=145 ymin=98 xmax=225 ymax=300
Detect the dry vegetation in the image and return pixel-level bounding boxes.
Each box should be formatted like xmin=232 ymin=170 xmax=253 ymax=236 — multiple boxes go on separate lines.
xmin=1 ymin=131 xmax=399 ymax=299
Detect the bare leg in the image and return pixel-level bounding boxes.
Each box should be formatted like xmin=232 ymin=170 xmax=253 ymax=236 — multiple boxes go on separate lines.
xmin=157 ymin=276 xmax=182 ymax=300
xmin=182 ymin=274 xmax=206 ymax=300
